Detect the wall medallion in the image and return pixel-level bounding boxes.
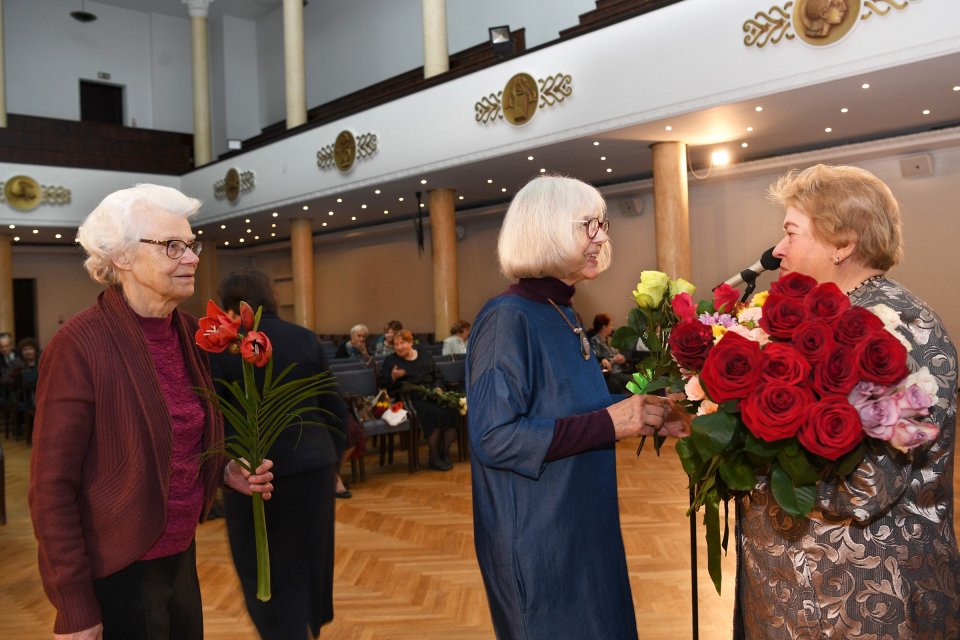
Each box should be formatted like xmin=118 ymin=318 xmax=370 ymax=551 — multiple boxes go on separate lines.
xmin=213 ymin=167 xmax=255 ymax=203
xmin=1 ymin=175 xmax=71 ymax=211
xmin=475 ymin=72 xmax=573 ymax=125
xmin=317 ymin=130 xmax=378 ymax=173
xmin=743 ymin=0 xmax=914 ymax=48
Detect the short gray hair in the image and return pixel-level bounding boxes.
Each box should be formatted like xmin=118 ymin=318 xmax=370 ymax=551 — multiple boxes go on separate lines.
xmin=350 ymin=324 xmax=369 ymax=337
xmin=77 ymin=184 xmax=201 ymax=285
xmin=497 ymin=175 xmax=611 ymax=280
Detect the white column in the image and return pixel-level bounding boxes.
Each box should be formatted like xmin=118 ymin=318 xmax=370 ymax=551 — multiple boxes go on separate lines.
xmin=283 ymin=0 xmax=307 ymax=129
xmin=421 ymin=0 xmax=449 ymax=79
xmin=184 ymin=0 xmax=213 ymax=166
xmin=0 ymin=0 xmax=7 ymax=127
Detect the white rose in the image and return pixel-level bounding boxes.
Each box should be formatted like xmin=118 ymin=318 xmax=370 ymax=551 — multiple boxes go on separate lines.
xmin=903 ymin=366 xmax=939 ymax=399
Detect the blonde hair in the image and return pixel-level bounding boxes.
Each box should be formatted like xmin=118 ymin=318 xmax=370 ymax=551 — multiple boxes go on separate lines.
xmin=497 ymin=175 xmax=611 ymax=280
xmin=768 ymin=164 xmax=903 ymax=270
xmin=77 ymin=184 xmax=201 ymax=285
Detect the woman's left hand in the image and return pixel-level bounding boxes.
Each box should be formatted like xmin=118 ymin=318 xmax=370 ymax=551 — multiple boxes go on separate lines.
xmin=224 ymin=458 xmax=275 ymax=500
xmin=639 ymin=396 xmax=692 ymax=438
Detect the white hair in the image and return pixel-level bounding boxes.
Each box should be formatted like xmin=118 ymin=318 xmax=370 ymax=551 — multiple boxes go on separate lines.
xmin=497 ymin=175 xmax=611 ymax=280
xmin=350 ymin=324 xmax=370 ymax=337
xmin=76 ymin=184 xmax=201 ymax=285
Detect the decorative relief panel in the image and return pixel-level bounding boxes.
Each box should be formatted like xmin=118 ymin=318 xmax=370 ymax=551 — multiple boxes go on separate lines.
xmin=475 ymin=72 xmax=573 ymax=126
xmin=317 ymin=130 xmax=378 ymax=173
xmin=0 ymin=175 xmax=71 ymax=211
xmin=213 ymin=167 xmax=256 ymax=203
xmin=743 ymin=0 xmax=915 ymax=48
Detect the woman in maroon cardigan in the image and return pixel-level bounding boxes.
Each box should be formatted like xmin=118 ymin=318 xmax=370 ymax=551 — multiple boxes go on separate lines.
xmin=28 ymin=184 xmax=274 ymax=640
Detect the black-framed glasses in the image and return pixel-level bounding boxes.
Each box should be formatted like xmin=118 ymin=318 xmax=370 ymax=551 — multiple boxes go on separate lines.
xmin=578 ymin=217 xmax=610 ymax=239
xmin=139 ymin=238 xmax=203 ymax=259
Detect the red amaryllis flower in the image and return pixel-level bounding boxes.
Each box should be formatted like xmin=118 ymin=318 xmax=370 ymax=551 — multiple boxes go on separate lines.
xmin=798 ymin=396 xmax=864 ymax=460
xmin=770 ymin=272 xmax=817 ymax=299
xmin=833 ymin=306 xmax=885 ymax=347
xmin=760 ymin=292 xmax=810 ymax=339
xmin=713 ymin=284 xmax=739 ymax=314
xmin=671 ymin=292 xmax=698 ymax=323
xmin=811 ymin=345 xmax=858 ymax=396
xmin=240 ymin=331 xmax=273 ymax=367
xmin=239 ymin=301 xmax=256 ymax=331
xmin=760 ymin=342 xmax=811 ymax=385
xmin=854 ymin=329 xmax=909 ymax=386
xmin=741 ymin=381 xmax=814 ymax=442
xmin=698 ymin=331 xmax=763 ymax=403
xmin=791 ymin=319 xmax=836 ymax=364
xmin=669 ymin=320 xmax=715 ymax=370
xmin=195 ymin=300 xmax=240 ymax=353
xmin=804 ymin=283 xmax=850 ymax=323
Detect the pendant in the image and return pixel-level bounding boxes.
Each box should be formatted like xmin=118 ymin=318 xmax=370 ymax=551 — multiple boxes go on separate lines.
xmin=574 ymin=328 xmax=591 ymax=360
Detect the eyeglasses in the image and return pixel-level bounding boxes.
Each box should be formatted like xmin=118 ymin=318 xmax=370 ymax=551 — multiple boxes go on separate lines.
xmin=577 ymin=217 xmax=610 ymax=239
xmin=139 ymin=238 xmax=203 ymax=259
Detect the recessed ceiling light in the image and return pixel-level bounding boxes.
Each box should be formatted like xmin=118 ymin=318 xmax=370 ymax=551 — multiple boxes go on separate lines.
xmin=361 ymin=204 xmax=367 ymax=209
xmin=755 ymin=106 xmax=763 ymax=112
xmin=527 ymin=155 xmax=534 ymax=161
xmin=197 ymin=229 xmax=204 ymax=235
xmin=322 ymin=222 xmax=328 ymax=227
xmin=351 ymin=216 xmax=357 ymax=221
xmin=244 ymin=218 xmax=250 ymax=223
xmin=458 ymin=196 xmax=464 ymax=200
xmin=501 ymin=187 xmax=507 ymax=192
xmin=223 ymin=241 xmax=230 ymax=246
xmin=420 ymin=179 xmax=428 ymax=184
xmin=487 ymin=179 xmax=493 ymax=184
xmin=7 ymin=224 xmax=14 ymax=229
xmin=922 ymin=109 xmax=931 ymax=115
xmin=840 ymin=107 xmax=849 ymax=113
xmin=220 ymin=224 xmax=227 ymax=229
xmin=13 ymin=236 xmax=20 ymax=242
xmin=861 ymin=83 xmax=870 ymax=89
xmin=825 ymin=127 xmax=833 ymax=133
xmin=605 ymin=168 xmax=612 ymax=173
xmin=374 ymin=189 xmax=381 ymax=195
xmin=246 ymin=228 xmax=252 ymax=233
xmin=711 ymin=150 xmax=730 ymax=166
xmin=32 ymin=229 xmax=39 ymax=234
xmin=328 ymin=211 xmax=334 ymax=216
xmin=419 ymin=203 xmax=425 ymax=208
xmin=254 ymin=235 xmax=260 ymax=240
xmin=384 ymin=209 xmax=389 ymax=214
xmin=665 ymin=125 xmax=672 ymax=131
xmin=270 ymin=232 xmax=276 ymax=237
xmin=398 ymin=197 xmax=405 ymax=202
xmin=746 ymin=126 xmax=753 ymax=132
xmin=238 ymin=238 xmax=245 ymax=243
xmin=55 ymin=233 xmax=62 ymax=239
xmin=540 ymin=168 xmax=547 ymax=173
xmin=592 ymin=141 xmax=600 ymax=146
xmin=302 ymin=205 xmax=309 ymax=211
xmin=271 ymin=223 xmax=277 ymax=228
xmin=953 ymin=85 xmax=960 ymax=92
xmin=741 ymin=142 xmax=749 ymax=148
xmin=600 ymin=156 xmax=606 ymax=161
xmin=336 ymin=198 xmax=343 ymax=203
xmin=272 ymin=212 xmax=278 ymax=217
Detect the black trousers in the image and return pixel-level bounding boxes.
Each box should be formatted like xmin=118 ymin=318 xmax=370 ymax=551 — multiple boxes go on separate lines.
xmin=224 ymin=464 xmax=337 ymax=640
xmin=92 ymin=541 xmax=202 ymax=640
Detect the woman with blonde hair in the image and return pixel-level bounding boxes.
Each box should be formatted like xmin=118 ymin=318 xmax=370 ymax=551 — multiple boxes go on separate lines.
xmin=467 ymin=175 xmax=689 ymax=639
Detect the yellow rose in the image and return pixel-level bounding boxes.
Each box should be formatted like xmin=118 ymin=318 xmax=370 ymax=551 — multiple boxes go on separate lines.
xmin=750 ymin=290 xmax=769 ymax=308
xmin=669 ymin=278 xmax=696 ymax=299
xmin=633 ymin=270 xmax=670 ymax=308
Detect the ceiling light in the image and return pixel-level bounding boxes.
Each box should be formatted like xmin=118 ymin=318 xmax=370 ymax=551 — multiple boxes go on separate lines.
xmin=540 ymin=168 xmax=547 ymax=173
xmin=861 ymin=83 xmax=870 ymax=89
xmin=665 ymin=125 xmax=672 ymax=131
xmin=220 ymin=224 xmax=227 ymax=229
xmin=527 ymin=155 xmax=534 ymax=161
xmin=458 ymin=196 xmax=464 ymax=200
xmin=746 ymin=126 xmax=753 ymax=132
xmin=384 ymin=211 xmax=389 ymax=215
xmin=197 ymin=229 xmax=204 ymax=235
xmin=592 ymin=141 xmax=600 ymax=146
xmin=272 ymin=212 xmax=278 ymax=217
xmin=487 ymin=179 xmax=493 ymax=184
xmin=755 ymin=106 xmax=763 ymax=112
xmin=55 ymin=233 xmax=62 ymax=239
xmin=419 ymin=203 xmax=425 ymax=208
xmin=328 ymin=211 xmax=334 ymax=216
xmin=270 ymin=233 xmax=276 ymax=237
xmin=840 ymin=107 xmax=849 ymax=113
xmin=32 ymin=229 xmax=39 ymax=234
xmin=825 ymin=127 xmax=833 ymax=132
xmin=501 ymin=187 xmax=507 ymax=192
xmin=254 ymin=235 xmax=260 ymax=240
xmin=953 ymin=86 xmax=960 ymax=92
xmin=922 ymin=109 xmax=931 ymax=115
xmin=239 ymin=238 xmax=245 ymax=243
xmin=420 ymin=179 xmax=428 ymax=184
xmin=223 ymin=241 xmax=230 ymax=246
xmin=302 ymin=205 xmax=309 ymax=211
xmin=711 ymin=150 xmax=730 ymax=166
xmin=600 ymin=156 xmax=606 ymax=161
xmin=244 ymin=218 xmax=251 ymax=223
xmin=7 ymin=224 xmax=14 ymax=229
xmin=351 ymin=216 xmax=357 ymax=221
xmin=336 ymin=198 xmax=343 ymax=203
xmin=741 ymin=142 xmax=749 ymax=148
xmin=13 ymin=236 xmax=20 ymax=242
xmin=398 ymin=197 xmax=405 ymax=202
xmin=271 ymin=223 xmax=277 ymax=228
xmin=322 ymin=222 xmax=328 ymax=227
xmin=246 ymin=228 xmax=252 ymax=233
xmin=605 ymin=168 xmax=612 ymax=173
xmin=361 ymin=204 xmax=367 ymax=209
xmin=70 ymin=0 xmax=97 ymax=23
xmin=374 ymin=189 xmax=381 ymax=195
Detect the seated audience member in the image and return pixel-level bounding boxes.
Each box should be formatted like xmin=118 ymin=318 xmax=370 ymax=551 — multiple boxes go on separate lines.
xmin=442 ymin=320 xmax=471 ymax=356
xmin=343 ymin=324 xmax=372 ymax=363
xmin=379 ymin=329 xmax=460 ymax=471
xmin=374 ymin=320 xmax=403 ymax=357
xmin=589 ymin=314 xmax=632 ymax=394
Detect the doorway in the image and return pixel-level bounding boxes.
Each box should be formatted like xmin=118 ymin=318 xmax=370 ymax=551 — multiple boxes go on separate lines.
xmin=80 ymin=80 xmax=124 ymax=125
xmin=13 ymin=279 xmax=37 ymax=344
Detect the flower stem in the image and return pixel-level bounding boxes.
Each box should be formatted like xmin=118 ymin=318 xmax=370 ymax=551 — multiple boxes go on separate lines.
xmin=252 ymin=491 xmax=271 ymax=602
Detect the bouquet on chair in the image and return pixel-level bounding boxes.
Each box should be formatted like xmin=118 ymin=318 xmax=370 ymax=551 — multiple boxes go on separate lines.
xmin=400 ymin=382 xmax=467 ymax=415
xmin=194 ymin=300 xmax=336 ymax=601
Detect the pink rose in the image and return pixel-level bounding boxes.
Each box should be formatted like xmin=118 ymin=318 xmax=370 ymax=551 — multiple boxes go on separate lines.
xmin=857 ymin=396 xmax=899 ymax=439
xmin=684 ymin=375 xmax=706 ymax=401
xmin=889 ymin=419 xmax=939 ymax=453
xmin=848 ymin=381 xmax=888 ymax=406
xmin=895 ymin=384 xmax=933 ymax=418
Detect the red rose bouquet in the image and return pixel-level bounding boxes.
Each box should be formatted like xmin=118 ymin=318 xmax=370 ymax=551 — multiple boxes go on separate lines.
xmin=673 ymin=272 xmax=938 ymax=593
xmin=195 ymin=300 xmax=336 ymax=601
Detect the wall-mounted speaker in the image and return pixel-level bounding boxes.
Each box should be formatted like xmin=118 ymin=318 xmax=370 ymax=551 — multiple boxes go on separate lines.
xmin=899 ymin=154 xmax=933 ymax=179
xmin=617 ymin=197 xmax=645 ymax=217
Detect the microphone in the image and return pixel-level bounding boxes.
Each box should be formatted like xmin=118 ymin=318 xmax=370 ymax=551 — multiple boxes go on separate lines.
xmin=721 ymin=247 xmax=781 ymax=289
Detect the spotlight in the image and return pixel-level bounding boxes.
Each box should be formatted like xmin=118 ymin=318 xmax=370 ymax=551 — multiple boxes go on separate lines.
xmin=489 ymin=25 xmax=513 ymax=58
xmin=71 ymin=0 xmax=97 ymax=22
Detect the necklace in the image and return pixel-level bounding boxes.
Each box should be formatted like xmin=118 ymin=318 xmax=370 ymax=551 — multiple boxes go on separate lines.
xmin=546 ymin=298 xmax=591 ymax=361
xmin=845 ymin=274 xmax=885 ymax=296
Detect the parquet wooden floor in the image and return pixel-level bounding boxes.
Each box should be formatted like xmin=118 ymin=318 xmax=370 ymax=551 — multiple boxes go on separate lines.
xmin=3 ymin=435 xmax=959 ymax=639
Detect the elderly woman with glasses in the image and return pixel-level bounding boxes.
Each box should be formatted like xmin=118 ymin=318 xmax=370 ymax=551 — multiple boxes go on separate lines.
xmin=466 ymin=175 xmax=690 ymax=639
xmin=29 ymin=184 xmax=274 ymax=640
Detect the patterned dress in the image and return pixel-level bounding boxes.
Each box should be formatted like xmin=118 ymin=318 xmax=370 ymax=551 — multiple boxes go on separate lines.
xmin=735 ymin=277 xmax=960 ymax=639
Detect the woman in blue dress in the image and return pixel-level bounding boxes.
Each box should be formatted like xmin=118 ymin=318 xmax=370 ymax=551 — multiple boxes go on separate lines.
xmin=467 ymin=175 xmax=689 ymax=639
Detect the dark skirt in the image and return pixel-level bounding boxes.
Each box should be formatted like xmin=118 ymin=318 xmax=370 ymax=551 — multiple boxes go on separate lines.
xmin=224 ymin=464 xmax=337 ymax=640
xmin=410 ymin=397 xmax=460 ymax=437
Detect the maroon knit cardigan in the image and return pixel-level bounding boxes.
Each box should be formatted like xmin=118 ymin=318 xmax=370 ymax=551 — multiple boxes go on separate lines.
xmin=28 ymin=285 xmax=225 ymax=634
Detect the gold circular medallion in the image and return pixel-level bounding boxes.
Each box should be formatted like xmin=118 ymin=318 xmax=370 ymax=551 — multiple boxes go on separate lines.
xmin=793 ymin=0 xmax=860 ymax=46
xmin=4 ymin=175 xmax=42 ymax=211
xmin=502 ymin=73 xmax=539 ymax=126
xmin=224 ymin=168 xmax=240 ymax=203
xmin=334 ymin=130 xmax=357 ymax=173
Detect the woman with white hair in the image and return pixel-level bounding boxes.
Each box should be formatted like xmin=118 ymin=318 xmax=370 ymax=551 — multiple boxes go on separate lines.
xmin=466 ymin=175 xmax=689 ymax=639
xmin=29 ymin=184 xmax=274 ymax=640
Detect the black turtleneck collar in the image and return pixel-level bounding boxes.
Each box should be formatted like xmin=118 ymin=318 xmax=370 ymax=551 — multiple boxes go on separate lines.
xmin=504 ymin=277 xmax=576 ymax=306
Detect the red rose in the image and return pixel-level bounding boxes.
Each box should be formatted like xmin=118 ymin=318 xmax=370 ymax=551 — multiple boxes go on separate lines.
xmin=854 ymin=329 xmax=909 ymax=386
xmin=760 ymin=342 xmax=811 ymax=385
xmin=804 ymin=283 xmax=850 ymax=323
xmin=799 ymin=396 xmax=864 ymax=460
xmin=833 ymin=306 xmax=885 ymax=347
xmin=195 ymin=300 xmax=240 ymax=353
xmin=760 ymin=292 xmax=810 ymax=339
xmin=713 ymin=284 xmax=740 ymax=314
xmin=240 ymin=331 xmax=273 ymax=367
xmin=669 ymin=320 xmax=715 ymax=370
xmin=741 ymin=381 xmax=815 ymax=442
xmin=699 ymin=331 xmax=763 ymax=402
xmin=770 ymin=272 xmax=818 ymax=299
xmin=671 ymin=292 xmax=698 ymax=323
xmin=811 ymin=345 xmax=858 ymax=396
xmin=791 ymin=320 xmax=836 ymax=364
